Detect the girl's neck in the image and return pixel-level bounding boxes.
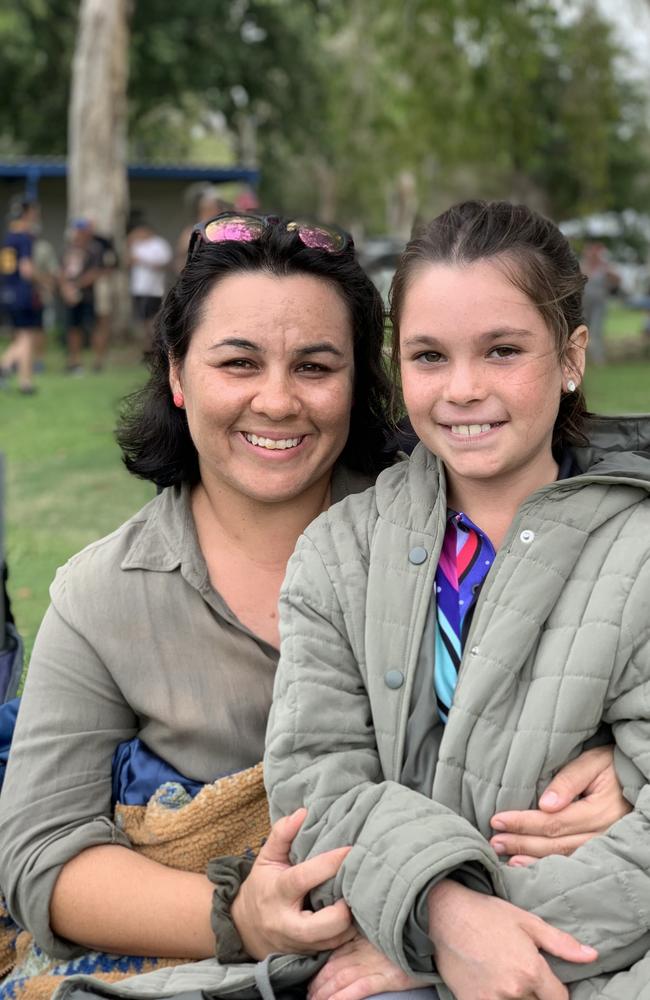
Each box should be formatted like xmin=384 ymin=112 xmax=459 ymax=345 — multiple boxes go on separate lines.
xmin=445 ymin=454 xmax=559 ymax=550
xmin=191 ymin=471 xmax=332 ymax=569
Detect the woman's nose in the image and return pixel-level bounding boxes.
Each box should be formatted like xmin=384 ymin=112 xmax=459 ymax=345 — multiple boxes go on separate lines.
xmin=250 ymin=371 xmax=301 ymax=419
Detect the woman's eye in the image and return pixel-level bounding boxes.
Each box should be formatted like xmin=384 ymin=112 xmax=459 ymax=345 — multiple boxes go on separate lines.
xmin=297 ymin=362 xmax=329 ymax=374
xmin=222 ymin=358 xmax=256 ymax=369
xmin=488 ymin=345 xmax=520 ymax=359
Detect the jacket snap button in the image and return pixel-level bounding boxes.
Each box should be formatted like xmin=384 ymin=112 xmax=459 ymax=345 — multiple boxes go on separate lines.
xmin=384 ymin=669 xmax=404 ymax=689
xmin=519 ymin=529 xmax=535 ymax=544
xmin=408 ymin=546 xmax=428 ymax=565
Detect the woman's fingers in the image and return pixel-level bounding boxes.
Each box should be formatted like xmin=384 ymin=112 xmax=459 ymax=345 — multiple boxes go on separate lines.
xmin=281 ymin=846 xmax=352 ymax=902
xmin=491 ymin=828 xmax=591 ymax=859
xmin=260 ymin=808 xmax=308 ymax=865
xmin=288 ymin=897 xmax=354 ymax=948
xmin=537 ymin=747 xmax=614 ymax=812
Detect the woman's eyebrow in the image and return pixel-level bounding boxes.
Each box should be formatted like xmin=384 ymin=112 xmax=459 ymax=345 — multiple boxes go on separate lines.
xmin=208 ymin=337 xmax=259 ymax=351
xmin=293 ymin=342 xmax=345 ymax=358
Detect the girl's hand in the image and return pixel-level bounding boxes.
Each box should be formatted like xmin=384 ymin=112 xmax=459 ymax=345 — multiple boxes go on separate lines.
xmin=231 ymin=808 xmax=355 ymax=960
xmin=427 ymin=880 xmax=598 ymax=1000
xmin=307 ymin=933 xmax=425 ymax=1000
xmin=489 ymin=746 xmax=631 ymax=865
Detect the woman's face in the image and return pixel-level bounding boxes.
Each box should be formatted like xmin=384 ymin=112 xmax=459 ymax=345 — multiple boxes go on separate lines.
xmin=399 ymin=260 xmax=586 ymax=497
xmin=170 ymin=271 xmax=355 ymax=504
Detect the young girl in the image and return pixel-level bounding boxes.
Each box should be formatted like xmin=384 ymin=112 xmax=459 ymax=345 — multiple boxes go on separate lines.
xmin=265 ymin=201 xmax=650 ymax=1000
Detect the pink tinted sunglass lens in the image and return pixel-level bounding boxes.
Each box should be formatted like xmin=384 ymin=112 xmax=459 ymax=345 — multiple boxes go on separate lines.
xmin=296 ymin=227 xmax=344 ymax=251
xmin=204 ymin=219 xmax=263 ymax=243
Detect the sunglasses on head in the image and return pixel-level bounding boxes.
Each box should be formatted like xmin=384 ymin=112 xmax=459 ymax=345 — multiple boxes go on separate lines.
xmin=187 ymin=212 xmax=353 ymax=261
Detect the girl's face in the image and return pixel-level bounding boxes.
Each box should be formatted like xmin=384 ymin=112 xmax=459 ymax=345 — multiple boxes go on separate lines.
xmin=399 ymin=260 xmax=587 ymax=499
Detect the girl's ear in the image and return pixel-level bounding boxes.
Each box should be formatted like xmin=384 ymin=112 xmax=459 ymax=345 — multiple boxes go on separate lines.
xmin=564 ymin=325 xmax=588 ymax=388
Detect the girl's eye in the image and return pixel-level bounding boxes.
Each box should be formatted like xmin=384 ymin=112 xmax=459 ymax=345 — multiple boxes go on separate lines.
xmin=415 ymin=351 xmax=445 ymax=364
xmin=488 ymin=345 xmax=520 ymax=359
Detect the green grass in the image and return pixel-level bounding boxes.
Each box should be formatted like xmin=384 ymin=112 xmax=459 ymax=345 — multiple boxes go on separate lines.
xmin=1 ymin=307 xmax=649 ymax=670
xmin=1 ymin=349 xmax=152 ymax=664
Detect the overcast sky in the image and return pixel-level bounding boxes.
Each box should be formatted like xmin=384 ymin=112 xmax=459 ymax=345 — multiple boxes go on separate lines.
xmin=597 ymin=0 xmax=650 ymax=76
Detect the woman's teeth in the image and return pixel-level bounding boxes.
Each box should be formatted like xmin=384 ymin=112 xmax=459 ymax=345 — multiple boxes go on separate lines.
xmin=450 ymin=423 xmax=498 ymax=436
xmin=244 ymin=433 xmax=302 ymax=450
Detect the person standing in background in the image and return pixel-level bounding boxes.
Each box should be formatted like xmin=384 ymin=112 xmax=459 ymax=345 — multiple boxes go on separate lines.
xmin=60 ymin=218 xmax=116 ymax=374
xmin=0 ymin=197 xmax=41 ymax=394
xmin=174 ymin=187 xmax=232 ymax=273
xmin=128 ymin=222 xmax=172 ymax=349
xmin=581 ymin=241 xmax=618 ymax=366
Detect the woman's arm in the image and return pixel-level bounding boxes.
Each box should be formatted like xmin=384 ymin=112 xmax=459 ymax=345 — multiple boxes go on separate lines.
xmin=1 ymin=567 xmax=355 ymax=960
xmin=50 ymin=846 xmax=215 ymax=958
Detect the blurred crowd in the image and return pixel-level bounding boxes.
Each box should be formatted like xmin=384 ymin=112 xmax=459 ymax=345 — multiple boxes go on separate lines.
xmin=0 ymin=186 xmax=260 ymax=395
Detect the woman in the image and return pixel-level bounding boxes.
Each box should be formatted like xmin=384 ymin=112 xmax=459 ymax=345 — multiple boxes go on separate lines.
xmin=0 ymin=212 xmax=628 ymax=987
xmin=265 ymin=201 xmax=650 ymax=999
xmin=0 ymin=215 xmax=390 ymax=968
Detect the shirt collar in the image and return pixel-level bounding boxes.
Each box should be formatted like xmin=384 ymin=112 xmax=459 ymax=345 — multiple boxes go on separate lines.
xmin=120 ymin=483 xmax=201 ymax=574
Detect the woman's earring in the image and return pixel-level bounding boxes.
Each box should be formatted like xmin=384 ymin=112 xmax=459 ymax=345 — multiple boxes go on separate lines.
xmin=566 ymin=379 xmax=577 ymax=393
xmin=173 ymin=392 xmax=184 ymax=408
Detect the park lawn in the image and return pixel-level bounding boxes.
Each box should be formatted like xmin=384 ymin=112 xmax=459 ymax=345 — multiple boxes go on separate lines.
xmin=1 ymin=310 xmax=649 ymax=670
xmin=1 ymin=353 xmax=152 ymax=666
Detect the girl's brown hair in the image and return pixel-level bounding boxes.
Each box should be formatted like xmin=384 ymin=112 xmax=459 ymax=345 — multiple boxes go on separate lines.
xmin=389 ymin=200 xmax=589 ymax=450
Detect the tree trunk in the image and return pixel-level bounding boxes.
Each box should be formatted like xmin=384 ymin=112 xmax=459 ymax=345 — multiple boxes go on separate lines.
xmin=68 ymin=0 xmax=130 ymax=339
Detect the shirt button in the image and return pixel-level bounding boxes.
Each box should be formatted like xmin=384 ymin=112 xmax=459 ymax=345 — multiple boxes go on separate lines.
xmin=519 ymin=529 xmax=535 ymax=544
xmin=408 ymin=546 xmax=428 ymax=565
xmin=470 ymin=646 xmax=479 ymax=655
xmin=384 ymin=669 xmax=404 ymax=689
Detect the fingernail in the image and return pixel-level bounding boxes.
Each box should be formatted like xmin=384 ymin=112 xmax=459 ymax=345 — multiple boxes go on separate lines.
xmin=539 ymin=790 xmax=559 ymax=807
xmin=581 ymin=945 xmax=598 ymax=956
xmin=491 ymin=818 xmax=506 ymax=831
xmin=491 ymin=840 xmax=506 ymax=854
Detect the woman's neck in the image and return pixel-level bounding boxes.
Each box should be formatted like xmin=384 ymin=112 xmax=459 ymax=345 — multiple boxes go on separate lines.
xmin=445 ymin=455 xmax=559 ymax=550
xmin=191 ymin=472 xmax=332 ymax=570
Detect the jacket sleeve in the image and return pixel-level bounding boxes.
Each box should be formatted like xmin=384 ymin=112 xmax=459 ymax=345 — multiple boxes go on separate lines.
xmin=265 ymin=534 xmax=504 ymax=977
xmin=0 ymin=565 xmax=137 ymax=957
xmin=499 ymin=563 xmax=650 ymax=983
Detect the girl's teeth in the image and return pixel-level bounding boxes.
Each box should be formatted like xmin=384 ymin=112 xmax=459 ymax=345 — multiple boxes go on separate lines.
xmin=245 ymin=433 xmax=301 ymax=450
xmin=451 ymin=423 xmax=495 ymax=436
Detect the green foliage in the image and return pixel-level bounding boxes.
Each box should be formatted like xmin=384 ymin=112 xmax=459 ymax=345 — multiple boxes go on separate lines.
xmin=0 ymin=0 xmax=647 ymax=231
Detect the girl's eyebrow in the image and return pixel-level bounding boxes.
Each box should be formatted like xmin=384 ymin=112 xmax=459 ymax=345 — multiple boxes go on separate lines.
xmin=403 ymin=327 xmax=534 ymax=349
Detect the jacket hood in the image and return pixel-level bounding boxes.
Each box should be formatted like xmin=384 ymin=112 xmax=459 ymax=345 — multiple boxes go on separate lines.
xmin=570 ymin=414 xmax=650 ymax=485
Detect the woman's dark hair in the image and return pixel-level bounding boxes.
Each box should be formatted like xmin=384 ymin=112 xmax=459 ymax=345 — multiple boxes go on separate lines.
xmin=389 ymin=200 xmax=590 ymax=451
xmin=118 ymin=223 xmax=393 ymax=486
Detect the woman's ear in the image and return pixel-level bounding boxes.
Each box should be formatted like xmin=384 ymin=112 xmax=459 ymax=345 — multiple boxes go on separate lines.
xmin=564 ymin=325 xmax=588 ymax=388
xmin=169 ymin=361 xmax=182 ymax=398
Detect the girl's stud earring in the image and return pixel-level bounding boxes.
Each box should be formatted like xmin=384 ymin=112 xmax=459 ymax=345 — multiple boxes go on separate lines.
xmin=566 ymin=379 xmax=577 ymax=393
xmin=173 ymin=392 xmax=184 ymax=408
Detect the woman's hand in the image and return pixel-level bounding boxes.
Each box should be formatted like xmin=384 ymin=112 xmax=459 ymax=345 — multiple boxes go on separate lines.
xmin=489 ymin=746 xmax=631 ymax=865
xmin=231 ymin=808 xmax=356 ymax=960
xmin=427 ymin=880 xmax=598 ymax=1000
xmin=307 ymin=933 xmax=425 ymax=1000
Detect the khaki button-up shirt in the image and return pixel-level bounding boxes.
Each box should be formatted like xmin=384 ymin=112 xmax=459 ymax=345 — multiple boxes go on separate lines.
xmin=0 ymin=466 xmax=374 ymax=956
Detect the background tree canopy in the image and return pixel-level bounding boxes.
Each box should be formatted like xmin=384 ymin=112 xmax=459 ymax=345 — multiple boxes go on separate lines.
xmin=0 ymin=0 xmax=648 ymax=232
